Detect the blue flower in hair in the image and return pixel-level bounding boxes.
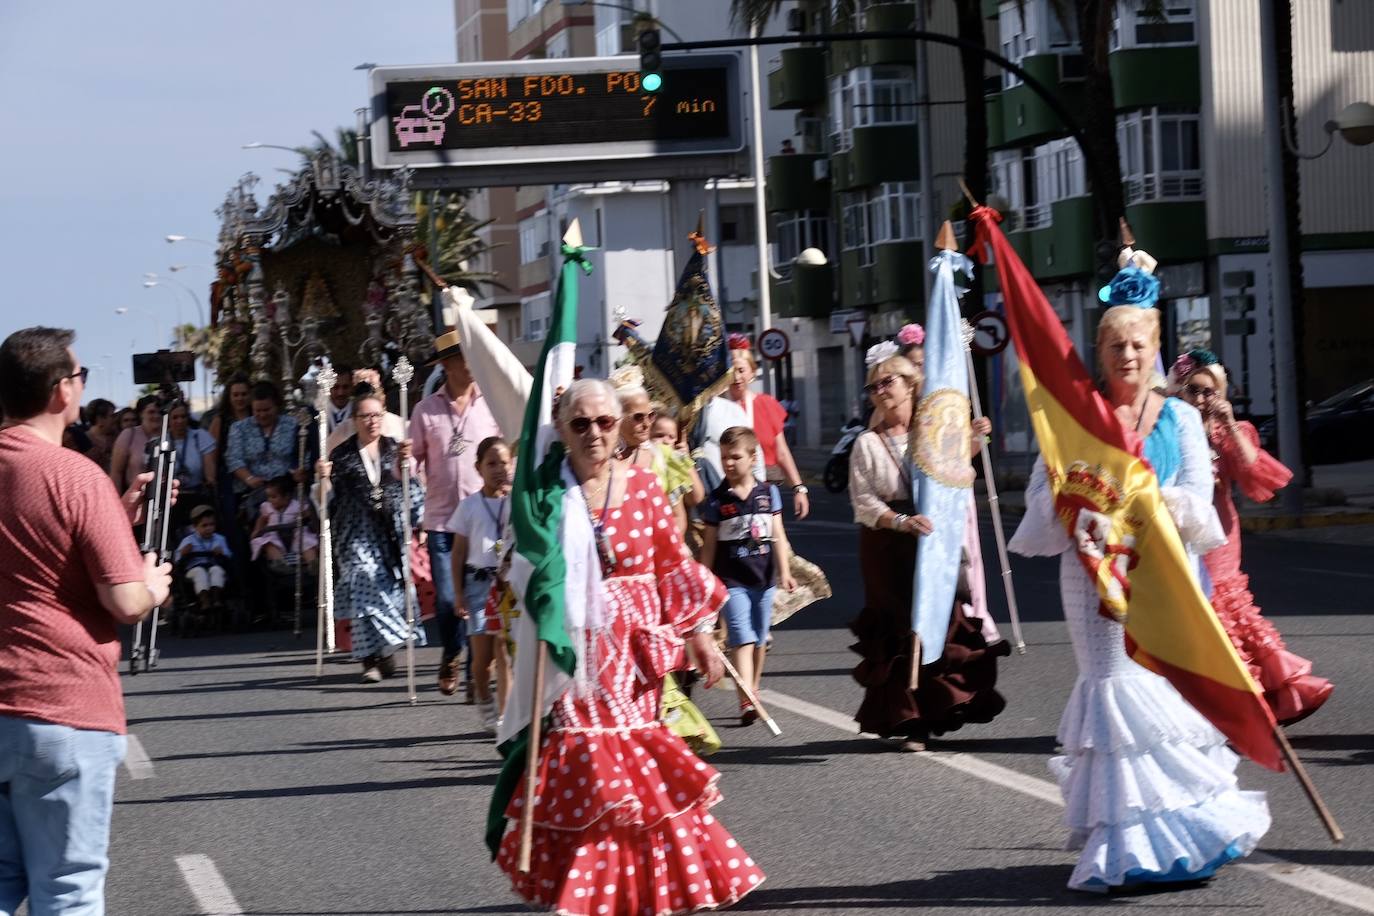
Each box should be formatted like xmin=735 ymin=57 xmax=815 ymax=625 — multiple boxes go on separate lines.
xmin=1098 ymin=266 xmax=1161 ymax=308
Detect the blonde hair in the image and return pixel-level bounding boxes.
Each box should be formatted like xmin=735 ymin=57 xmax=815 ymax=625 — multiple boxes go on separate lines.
xmin=1096 ymin=306 xmax=1162 ymax=384
xmin=1183 ymin=363 xmax=1230 ymax=400
xmin=731 ymin=348 xmax=758 ymax=373
xmin=866 ymin=354 xmax=921 ymax=389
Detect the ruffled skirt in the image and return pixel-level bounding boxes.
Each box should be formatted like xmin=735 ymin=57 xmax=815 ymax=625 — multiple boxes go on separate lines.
xmin=1052 ymin=668 xmax=1271 ymax=891
xmin=1209 ymin=570 xmax=1333 ymax=726
xmin=495 ymin=723 xmax=764 ymax=915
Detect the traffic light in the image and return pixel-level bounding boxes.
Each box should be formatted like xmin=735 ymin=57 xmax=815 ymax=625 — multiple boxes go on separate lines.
xmin=638 ymin=26 xmax=663 ymax=93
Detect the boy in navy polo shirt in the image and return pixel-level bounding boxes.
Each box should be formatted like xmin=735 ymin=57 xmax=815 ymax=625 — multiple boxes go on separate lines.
xmin=701 ymin=426 xmax=796 ymax=725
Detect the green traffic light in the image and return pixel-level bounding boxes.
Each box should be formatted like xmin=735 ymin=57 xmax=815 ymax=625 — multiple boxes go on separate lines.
xmin=643 ymin=72 xmax=663 ymax=93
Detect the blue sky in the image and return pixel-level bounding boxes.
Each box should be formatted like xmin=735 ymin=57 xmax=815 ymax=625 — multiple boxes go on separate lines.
xmin=0 ymin=0 xmax=454 ymax=405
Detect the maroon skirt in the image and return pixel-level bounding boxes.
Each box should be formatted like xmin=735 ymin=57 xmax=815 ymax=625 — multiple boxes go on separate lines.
xmin=849 ymin=507 xmax=1009 ymax=739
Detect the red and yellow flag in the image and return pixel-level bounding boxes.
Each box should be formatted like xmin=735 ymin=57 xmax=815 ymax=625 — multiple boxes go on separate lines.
xmin=970 ymin=207 xmax=1281 ymax=771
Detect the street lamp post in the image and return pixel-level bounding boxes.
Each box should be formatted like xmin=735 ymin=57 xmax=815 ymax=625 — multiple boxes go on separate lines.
xmin=166 ymin=234 xmax=215 ymax=246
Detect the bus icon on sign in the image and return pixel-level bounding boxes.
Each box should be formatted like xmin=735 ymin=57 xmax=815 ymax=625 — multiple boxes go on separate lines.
xmin=393 ymin=105 xmax=446 ymax=148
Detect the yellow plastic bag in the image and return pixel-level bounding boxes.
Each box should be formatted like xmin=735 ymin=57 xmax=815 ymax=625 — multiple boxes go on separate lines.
xmin=661 ymin=673 xmax=721 ymax=757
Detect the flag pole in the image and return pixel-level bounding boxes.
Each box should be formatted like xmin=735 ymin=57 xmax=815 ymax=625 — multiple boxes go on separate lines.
xmin=940 ymin=217 xmax=1027 ymax=654
xmin=1274 ymin=725 xmax=1344 ymax=842
xmin=517 ymin=642 xmax=548 ymax=872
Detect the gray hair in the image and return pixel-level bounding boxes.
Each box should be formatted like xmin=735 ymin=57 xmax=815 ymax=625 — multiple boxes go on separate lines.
xmin=616 ymin=384 xmax=649 ymax=407
xmin=558 ymin=378 xmax=622 ymax=423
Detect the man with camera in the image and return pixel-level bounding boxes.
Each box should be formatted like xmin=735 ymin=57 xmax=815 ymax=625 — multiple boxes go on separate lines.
xmin=0 ymin=327 xmax=173 ymax=915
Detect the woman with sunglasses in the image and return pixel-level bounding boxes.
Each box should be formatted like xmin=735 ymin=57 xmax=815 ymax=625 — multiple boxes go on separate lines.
xmin=847 ymin=351 xmax=1007 ymax=753
xmin=493 ymin=378 xmax=764 ymax=915
xmin=610 ymin=365 xmax=700 ymax=537
xmin=316 ymin=392 xmax=424 ymax=683
xmin=1170 ymin=350 xmax=1331 ymax=724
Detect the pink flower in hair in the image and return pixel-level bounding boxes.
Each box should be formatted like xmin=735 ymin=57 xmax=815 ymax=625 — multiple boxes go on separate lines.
xmin=1170 ymin=354 xmax=1199 ymax=384
xmin=897 ymin=323 xmax=925 ymax=347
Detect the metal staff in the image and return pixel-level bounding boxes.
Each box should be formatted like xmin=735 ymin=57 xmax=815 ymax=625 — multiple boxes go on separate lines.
xmin=961 ymin=316 xmax=1026 ymax=654
xmin=393 ymin=355 xmax=419 ymax=704
xmin=292 ymin=406 xmax=309 ymax=637
xmin=131 ymin=410 xmax=177 ymax=676
xmin=314 ymin=365 xmax=337 ymax=677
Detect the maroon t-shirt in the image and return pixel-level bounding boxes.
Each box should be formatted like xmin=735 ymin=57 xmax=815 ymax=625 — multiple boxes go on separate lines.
xmin=0 ymin=426 xmax=145 ymax=734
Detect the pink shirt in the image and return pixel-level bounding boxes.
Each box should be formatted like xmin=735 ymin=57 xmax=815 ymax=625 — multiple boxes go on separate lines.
xmin=410 ymin=386 xmax=502 ymax=529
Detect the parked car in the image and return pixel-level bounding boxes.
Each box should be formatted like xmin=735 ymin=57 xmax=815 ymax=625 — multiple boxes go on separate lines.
xmin=1258 ymin=379 xmax=1374 ymax=465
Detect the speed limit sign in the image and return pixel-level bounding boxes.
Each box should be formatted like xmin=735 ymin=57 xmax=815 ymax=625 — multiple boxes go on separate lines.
xmin=757 ymin=328 xmax=790 ymax=360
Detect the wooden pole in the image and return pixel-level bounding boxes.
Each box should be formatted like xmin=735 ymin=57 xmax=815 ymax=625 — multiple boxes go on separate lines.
xmin=414 ymin=256 xmax=448 ymax=293
xmin=517 ymin=642 xmax=548 ymax=873
xmin=1274 ymin=725 xmax=1344 ymax=843
xmin=717 ymin=649 xmax=781 ymax=737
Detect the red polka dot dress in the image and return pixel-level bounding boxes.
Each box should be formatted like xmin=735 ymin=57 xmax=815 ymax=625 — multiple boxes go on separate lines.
xmin=495 ymin=468 xmax=765 ymax=915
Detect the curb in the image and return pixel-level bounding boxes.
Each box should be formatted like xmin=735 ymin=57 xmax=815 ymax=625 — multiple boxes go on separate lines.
xmin=1239 ymin=511 xmax=1374 ymax=532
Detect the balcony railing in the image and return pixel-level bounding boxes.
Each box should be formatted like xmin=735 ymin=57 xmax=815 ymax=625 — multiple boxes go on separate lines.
xmin=1124 ymin=172 xmax=1204 ymax=204
xmin=1022 ymin=202 xmax=1053 ymax=230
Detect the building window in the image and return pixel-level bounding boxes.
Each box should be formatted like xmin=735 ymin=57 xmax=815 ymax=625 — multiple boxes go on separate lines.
xmin=839 ymin=183 xmax=920 ymax=265
xmin=595 ymin=2 xmax=640 ymax=56
xmin=775 ymin=209 xmax=831 ymax=264
xmin=1111 ymin=1 xmax=1197 ymax=49
xmin=519 ymin=213 xmax=551 ymax=264
xmin=998 ymin=0 xmax=1040 ymax=88
xmin=523 ymin=295 xmax=551 ymax=341
xmin=991 ymin=139 xmax=1084 ymax=230
xmin=1117 ymin=108 xmax=1203 ymax=204
xmin=840 ymin=192 xmax=871 ymax=265
xmin=719 ymin=205 xmax=757 ymax=245
xmin=829 ymin=65 xmax=915 ymax=151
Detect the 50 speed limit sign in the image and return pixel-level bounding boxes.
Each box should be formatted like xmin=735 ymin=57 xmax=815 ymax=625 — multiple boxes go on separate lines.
xmin=757 ymin=328 xmax=790 ymax=360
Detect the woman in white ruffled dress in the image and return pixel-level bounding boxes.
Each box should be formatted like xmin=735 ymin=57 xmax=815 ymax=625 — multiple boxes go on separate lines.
xmin=1009 ymin=299 xmax=1270 ymax=892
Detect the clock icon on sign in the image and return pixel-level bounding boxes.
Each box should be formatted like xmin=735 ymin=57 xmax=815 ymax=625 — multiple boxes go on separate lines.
xmin=421 ymin=87 xmax=456 ymax=121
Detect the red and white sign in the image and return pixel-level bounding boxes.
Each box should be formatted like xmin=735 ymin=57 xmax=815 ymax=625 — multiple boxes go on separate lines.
xmin=757 ymin=328 xmax=790 ymax=360
xmin=846 ymin=316 xmax=868 ymax=346
xmin=971 ymin=310 xmax=1010 ymax=356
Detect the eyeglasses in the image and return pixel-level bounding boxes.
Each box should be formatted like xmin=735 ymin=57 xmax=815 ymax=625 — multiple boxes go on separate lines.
xmin=864 ymin=375 xmax=902 ymax=395
xmin=569 ymin=415 xmax=619 ymax=434
xmin=54 ymin=367 xmax=89 ymax=388
xmin=630 ymin=410 xmax=657 ymax=425
xmin=355 ymin=412 xmax=385 ymax=422
xmin=1184 ymin=383 xmax=1217 ymax=400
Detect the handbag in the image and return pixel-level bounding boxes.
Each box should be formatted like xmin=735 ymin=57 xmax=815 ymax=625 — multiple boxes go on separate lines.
xmin=661 ymin=673 xmax=721 ymax=757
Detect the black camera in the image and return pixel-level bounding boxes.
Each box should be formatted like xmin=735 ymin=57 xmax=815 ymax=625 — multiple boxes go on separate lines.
xmin=131 ymin=350 xmax=196 ymax=387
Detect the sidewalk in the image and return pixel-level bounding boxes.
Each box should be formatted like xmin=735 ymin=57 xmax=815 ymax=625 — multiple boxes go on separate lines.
xmin=792 ymin=446 xmax=1374 ymax=533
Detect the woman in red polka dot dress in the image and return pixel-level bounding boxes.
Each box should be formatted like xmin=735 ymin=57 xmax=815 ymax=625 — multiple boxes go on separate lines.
xmin=493 ymin=379 xmax=766 ymax=915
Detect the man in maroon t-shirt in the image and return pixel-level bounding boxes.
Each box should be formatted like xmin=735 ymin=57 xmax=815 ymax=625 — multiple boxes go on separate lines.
xmin=0 ymin=327 xmax=172 ymax=915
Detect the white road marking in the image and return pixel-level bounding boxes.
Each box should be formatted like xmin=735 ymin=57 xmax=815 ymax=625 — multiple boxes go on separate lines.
xmin=176 ymin=855 xmax=244 ymax=915
xmin=760 ymin=687 xmax=1374 ymax=914
xmin=123 ymin=733 xmax=154 ymax=779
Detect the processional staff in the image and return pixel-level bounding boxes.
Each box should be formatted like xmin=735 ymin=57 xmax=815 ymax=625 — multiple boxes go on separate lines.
xmin=393 ymin=355 xmax=420 ymax=705
xmin=313 ymin=365 xmax=337 ymax=677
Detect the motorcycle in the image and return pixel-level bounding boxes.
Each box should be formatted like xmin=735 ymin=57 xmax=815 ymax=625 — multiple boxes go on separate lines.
xmin=822 ymin=417 xmax=869 ymax=493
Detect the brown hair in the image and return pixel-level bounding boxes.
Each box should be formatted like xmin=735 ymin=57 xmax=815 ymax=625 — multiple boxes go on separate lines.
xmin=475 ymin=436 xmax=510 ymax=463
xmin=719 ymin=425 xmax=758 ymax=451
xmin=0 ymin=327 xmax=76 ymax=420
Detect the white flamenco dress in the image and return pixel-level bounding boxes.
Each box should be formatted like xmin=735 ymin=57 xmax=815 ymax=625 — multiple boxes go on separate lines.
xmin=1009 ymin=397 xmax=1271 ymax=891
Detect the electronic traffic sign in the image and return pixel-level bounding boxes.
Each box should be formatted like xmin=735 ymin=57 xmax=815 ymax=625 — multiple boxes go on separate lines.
xmin=369 ymin=55 xmax=745 ymax=185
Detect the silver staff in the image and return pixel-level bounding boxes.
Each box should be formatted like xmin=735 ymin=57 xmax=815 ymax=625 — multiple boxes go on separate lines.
xmin=292 ymin=404 xmax=310 ymax=637
xmin=314 ymin=365 xmax=337 ymax=676
xmin=393 ymin=355 xmax=419 ymax=704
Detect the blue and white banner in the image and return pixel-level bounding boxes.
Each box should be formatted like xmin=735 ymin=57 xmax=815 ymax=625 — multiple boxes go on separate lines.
xmin=911 ymin=250 xmax=977 ymax=664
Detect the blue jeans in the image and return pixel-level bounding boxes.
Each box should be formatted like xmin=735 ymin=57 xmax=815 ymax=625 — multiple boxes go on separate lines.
xmin=0 ymin=715 xmax=126 ymax=916
xmin=722 ymin=585 xmax=777 ymax=648
xmin=426 ymin=531 xmax=468 ymax=666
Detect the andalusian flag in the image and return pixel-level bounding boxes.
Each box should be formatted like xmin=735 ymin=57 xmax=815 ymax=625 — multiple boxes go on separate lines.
xmin=486 ymin=236 xmax=595 ymax=856
xmin=970 ymin=207 xmax=1282 ymax=771
xmin=911 ymin=249 xmax=977 ymax=663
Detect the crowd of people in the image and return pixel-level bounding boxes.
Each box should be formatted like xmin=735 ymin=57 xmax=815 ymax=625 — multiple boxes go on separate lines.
xmin=0 ymin=233 xmax=1336 ymax=913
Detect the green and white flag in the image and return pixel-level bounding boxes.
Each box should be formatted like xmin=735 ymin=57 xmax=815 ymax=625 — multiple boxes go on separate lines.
xmin=486 ymin=236 xmax=594 ymax=856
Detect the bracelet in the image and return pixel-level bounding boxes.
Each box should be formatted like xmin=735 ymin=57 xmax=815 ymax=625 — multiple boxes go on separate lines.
xmin=691 ymin=618 xmax=715 ymax=635
xmin=892 ymin=513 xmax=907 ymax=531
xmin=791 ymin=484 xmax=809 ymax=494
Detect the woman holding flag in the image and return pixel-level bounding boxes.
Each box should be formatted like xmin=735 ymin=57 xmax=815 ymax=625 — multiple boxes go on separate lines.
xmin=1008 ymin=258 xmax=1271 ymax=892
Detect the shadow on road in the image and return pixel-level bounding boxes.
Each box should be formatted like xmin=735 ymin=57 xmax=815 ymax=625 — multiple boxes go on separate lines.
xmin=115 ymin=772 xmax=498 ymax=805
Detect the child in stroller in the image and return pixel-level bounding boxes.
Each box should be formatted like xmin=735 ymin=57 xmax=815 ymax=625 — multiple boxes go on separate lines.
xmin=175 ymin=504 xmax=233 ymax=629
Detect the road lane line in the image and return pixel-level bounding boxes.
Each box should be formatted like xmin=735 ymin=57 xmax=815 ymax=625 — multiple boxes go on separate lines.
xmin=760 ymin=687 xmax=1374 ymax=914
xmin=176 ymin=855 xmax=244 ymax=915
xmin=123 ymin=733 xmax=154 ymax=779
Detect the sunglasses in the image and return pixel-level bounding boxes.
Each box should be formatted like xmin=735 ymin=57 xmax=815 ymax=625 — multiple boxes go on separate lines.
xmin=55 ymin=367 xmax=89 ymax=387
xmin=864 ymin=375 xmax=902 ymax=395
xmin=569 ymin=415 xmax=619 ymax=434
xmin=629 ymin=410 xmax=657 ymax=424
xmin=1183 ymin=383 xmax=1217 ymax=399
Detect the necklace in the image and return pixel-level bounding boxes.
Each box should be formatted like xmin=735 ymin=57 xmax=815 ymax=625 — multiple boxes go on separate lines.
xmin=444 ymin=388 xmax=476 ymax=457
xmin=481 ymin=490 xmax=508 ymax=556
xmin=1132 ymin=389 xmax=1151 ymax=432
xmin=581 ymin=467 xmax=617 ymax=575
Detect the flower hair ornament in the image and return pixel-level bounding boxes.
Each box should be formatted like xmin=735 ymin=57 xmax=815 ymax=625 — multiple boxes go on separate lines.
xmin=609 ymin=363 xmax=645 ymax=392
xmin=865 ymin=340 xmax=900 ymax=368
xmin=896 ymin=323 xmax=925 ymax=347
xmin=727 ymin=332 xmax=753 ymax=351
xmin=1099 ymin=229 xmax=1162 ymax=308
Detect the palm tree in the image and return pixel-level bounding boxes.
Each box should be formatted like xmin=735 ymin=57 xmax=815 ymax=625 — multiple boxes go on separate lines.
xmin=297 ymin=127 xmax=361 ymax=168
xmin=414 ymin=190 xmax=504 ymax=295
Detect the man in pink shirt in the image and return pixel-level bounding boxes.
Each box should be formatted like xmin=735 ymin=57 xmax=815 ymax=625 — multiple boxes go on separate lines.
xmin=0 ymin=327 xmax=173 ymax=915
xmin=410 ymin=330 xmax=502 ymax=696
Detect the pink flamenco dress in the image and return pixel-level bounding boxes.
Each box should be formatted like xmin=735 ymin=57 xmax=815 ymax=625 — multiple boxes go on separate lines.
xmin=1204 ymin=420 xmax=1333 ymax=725
xmin=494 ymin=467 xmax=765 ymax=915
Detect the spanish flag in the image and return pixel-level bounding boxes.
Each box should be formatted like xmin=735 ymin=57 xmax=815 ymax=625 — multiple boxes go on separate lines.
xmin=970 ymin=207 xmax=1282 ymax=772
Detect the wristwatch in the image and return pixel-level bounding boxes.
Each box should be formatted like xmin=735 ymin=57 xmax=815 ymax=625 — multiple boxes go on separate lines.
xmin=792 ymin=484 xmax=809 ymax=494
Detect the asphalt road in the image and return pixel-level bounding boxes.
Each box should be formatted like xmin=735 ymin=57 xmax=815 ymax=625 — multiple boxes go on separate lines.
xmin=105 ymin=488 xmax=1374 ymax=915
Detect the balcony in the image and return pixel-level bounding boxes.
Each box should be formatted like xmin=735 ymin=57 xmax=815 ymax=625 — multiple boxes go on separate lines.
xmin=771 ymin=261 xmax=835 ymax=320
xmin=858 ymin=3 xmax=917 ymax=67
xmin=990 ymin=54 xmax=1086 ymax=148
xmin=1110 ymin=46 xmax=1201 ymax=110
xmin=768 ymin=47 xmax=826 ymax=110
xmin=1125 ymin=200 xmax=1207 ymax=262
xmin=832 ymin=124 xmax=920 ymax=190
xmin=766 ymin=154 xmax=830 ymax=212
